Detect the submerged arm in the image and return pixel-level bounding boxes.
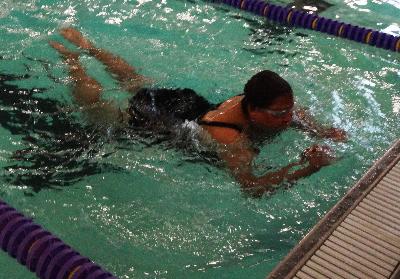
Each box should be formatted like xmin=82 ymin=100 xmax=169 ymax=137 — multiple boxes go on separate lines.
xmin=293 ymin=107 xmax=347 ymax=142
xmin=219 ymin=139 xmax=331 ymax=197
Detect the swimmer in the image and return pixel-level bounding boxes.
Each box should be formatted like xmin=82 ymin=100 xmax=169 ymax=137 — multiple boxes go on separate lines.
xmin=50 ymin=27 xmax=347 ymax=196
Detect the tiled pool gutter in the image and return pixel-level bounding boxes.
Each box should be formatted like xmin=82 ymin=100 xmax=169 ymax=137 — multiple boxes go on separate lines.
xmin=267 ymin=139 xmax=400 ymax=279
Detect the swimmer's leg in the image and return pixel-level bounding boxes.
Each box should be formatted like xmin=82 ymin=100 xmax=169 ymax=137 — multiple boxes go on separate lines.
xmin=49 ymin=41 xmax=102 ymax=106
xmin=59 ymin=27 xmax=149 ymax=93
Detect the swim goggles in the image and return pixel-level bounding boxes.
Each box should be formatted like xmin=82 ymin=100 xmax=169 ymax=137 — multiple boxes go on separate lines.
xmin=259 ymin=107 xmax=292 ymax=117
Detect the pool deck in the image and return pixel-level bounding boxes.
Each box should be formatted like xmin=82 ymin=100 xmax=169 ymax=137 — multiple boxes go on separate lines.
xmin=267 ymin=139 xmax=400 ymax=279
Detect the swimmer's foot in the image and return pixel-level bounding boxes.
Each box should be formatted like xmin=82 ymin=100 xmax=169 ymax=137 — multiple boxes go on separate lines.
xmin=60 ymin=27 xmax=93 ymax=50
xmin=49 ymin=41 xmax=79 ymax=61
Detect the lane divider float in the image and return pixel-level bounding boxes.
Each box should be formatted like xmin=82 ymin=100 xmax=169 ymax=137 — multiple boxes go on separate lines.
xmin=215 ymin=0 xmax=400 ymax=52
xmin=0 ymin=199 xmax=117 ymax=279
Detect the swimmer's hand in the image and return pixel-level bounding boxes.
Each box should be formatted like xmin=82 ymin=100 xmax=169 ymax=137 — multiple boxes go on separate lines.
xmin=301 ymin=144 xmax=335 ymax=170
xmin=321 ymin=127 xmax=347 ymax=142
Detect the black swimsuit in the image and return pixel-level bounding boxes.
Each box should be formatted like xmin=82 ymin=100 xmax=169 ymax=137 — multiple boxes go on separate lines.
xmin=128 ymin=87 xmax=243 ymax=133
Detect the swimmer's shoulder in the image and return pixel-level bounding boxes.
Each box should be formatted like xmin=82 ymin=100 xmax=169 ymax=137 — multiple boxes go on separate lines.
xmin=200 ymin=95 xmax=245 ymax=145
xmin=215 ymin=95 xmax=244 ymax=110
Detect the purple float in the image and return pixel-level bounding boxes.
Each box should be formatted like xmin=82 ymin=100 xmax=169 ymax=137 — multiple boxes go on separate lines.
xmin=214 ymin=0 xmax=400 ymax=52
xmin=0 ymin=199 xmax=118 ymax=279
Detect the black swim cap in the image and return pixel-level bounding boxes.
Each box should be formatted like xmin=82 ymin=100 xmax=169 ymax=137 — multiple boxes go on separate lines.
xmin=242 ymin=70 xmax=292 ymax=110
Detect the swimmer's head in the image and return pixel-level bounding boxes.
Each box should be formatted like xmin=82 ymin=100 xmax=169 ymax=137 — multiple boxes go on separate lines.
xmin=242 ymin=70 xmax=294 ymax=128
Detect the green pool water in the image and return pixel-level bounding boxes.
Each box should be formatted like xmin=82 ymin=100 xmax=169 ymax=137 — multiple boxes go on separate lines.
xmin=0 ymin=0 xmax=399 ymax=278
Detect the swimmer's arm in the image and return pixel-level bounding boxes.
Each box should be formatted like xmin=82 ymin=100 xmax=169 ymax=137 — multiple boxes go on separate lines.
xmin=220 ymin=144 xmax=320 ymax=197
xmin=292 ymin=107 xmax=347 ymax=142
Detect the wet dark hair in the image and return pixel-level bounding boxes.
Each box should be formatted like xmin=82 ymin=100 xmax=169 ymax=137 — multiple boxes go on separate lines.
xmin=241 ymin=70 xmax=293 ymax=114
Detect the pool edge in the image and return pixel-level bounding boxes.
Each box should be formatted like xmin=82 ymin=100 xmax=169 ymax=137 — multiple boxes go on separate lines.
xmin=266 ymin=138 xmax=400 ymax=279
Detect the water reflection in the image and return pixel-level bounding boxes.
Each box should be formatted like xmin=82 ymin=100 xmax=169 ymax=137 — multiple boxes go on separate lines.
xmin=382 ymin=23 xmax=400 ymax=36
xmin=0 ymin=73 xmax=122 ymax=191
xmin=378 ymin=0 xmax=400 ymax=9
xmin=393 ymin=96 xmax=400 ymax=113
xmin=244 ymin=21 xmax=304 ymax=57
xmin=288 ymin=0 xmax=334 ymax=13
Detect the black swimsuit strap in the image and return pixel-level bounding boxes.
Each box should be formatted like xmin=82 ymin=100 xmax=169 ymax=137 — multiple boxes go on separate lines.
xmin=197 ymin=120 xmax=243 ymax=133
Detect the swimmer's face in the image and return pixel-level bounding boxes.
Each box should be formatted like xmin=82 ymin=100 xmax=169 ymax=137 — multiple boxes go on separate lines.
xmin=248 ymin=94 xmax=294 ymax=129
